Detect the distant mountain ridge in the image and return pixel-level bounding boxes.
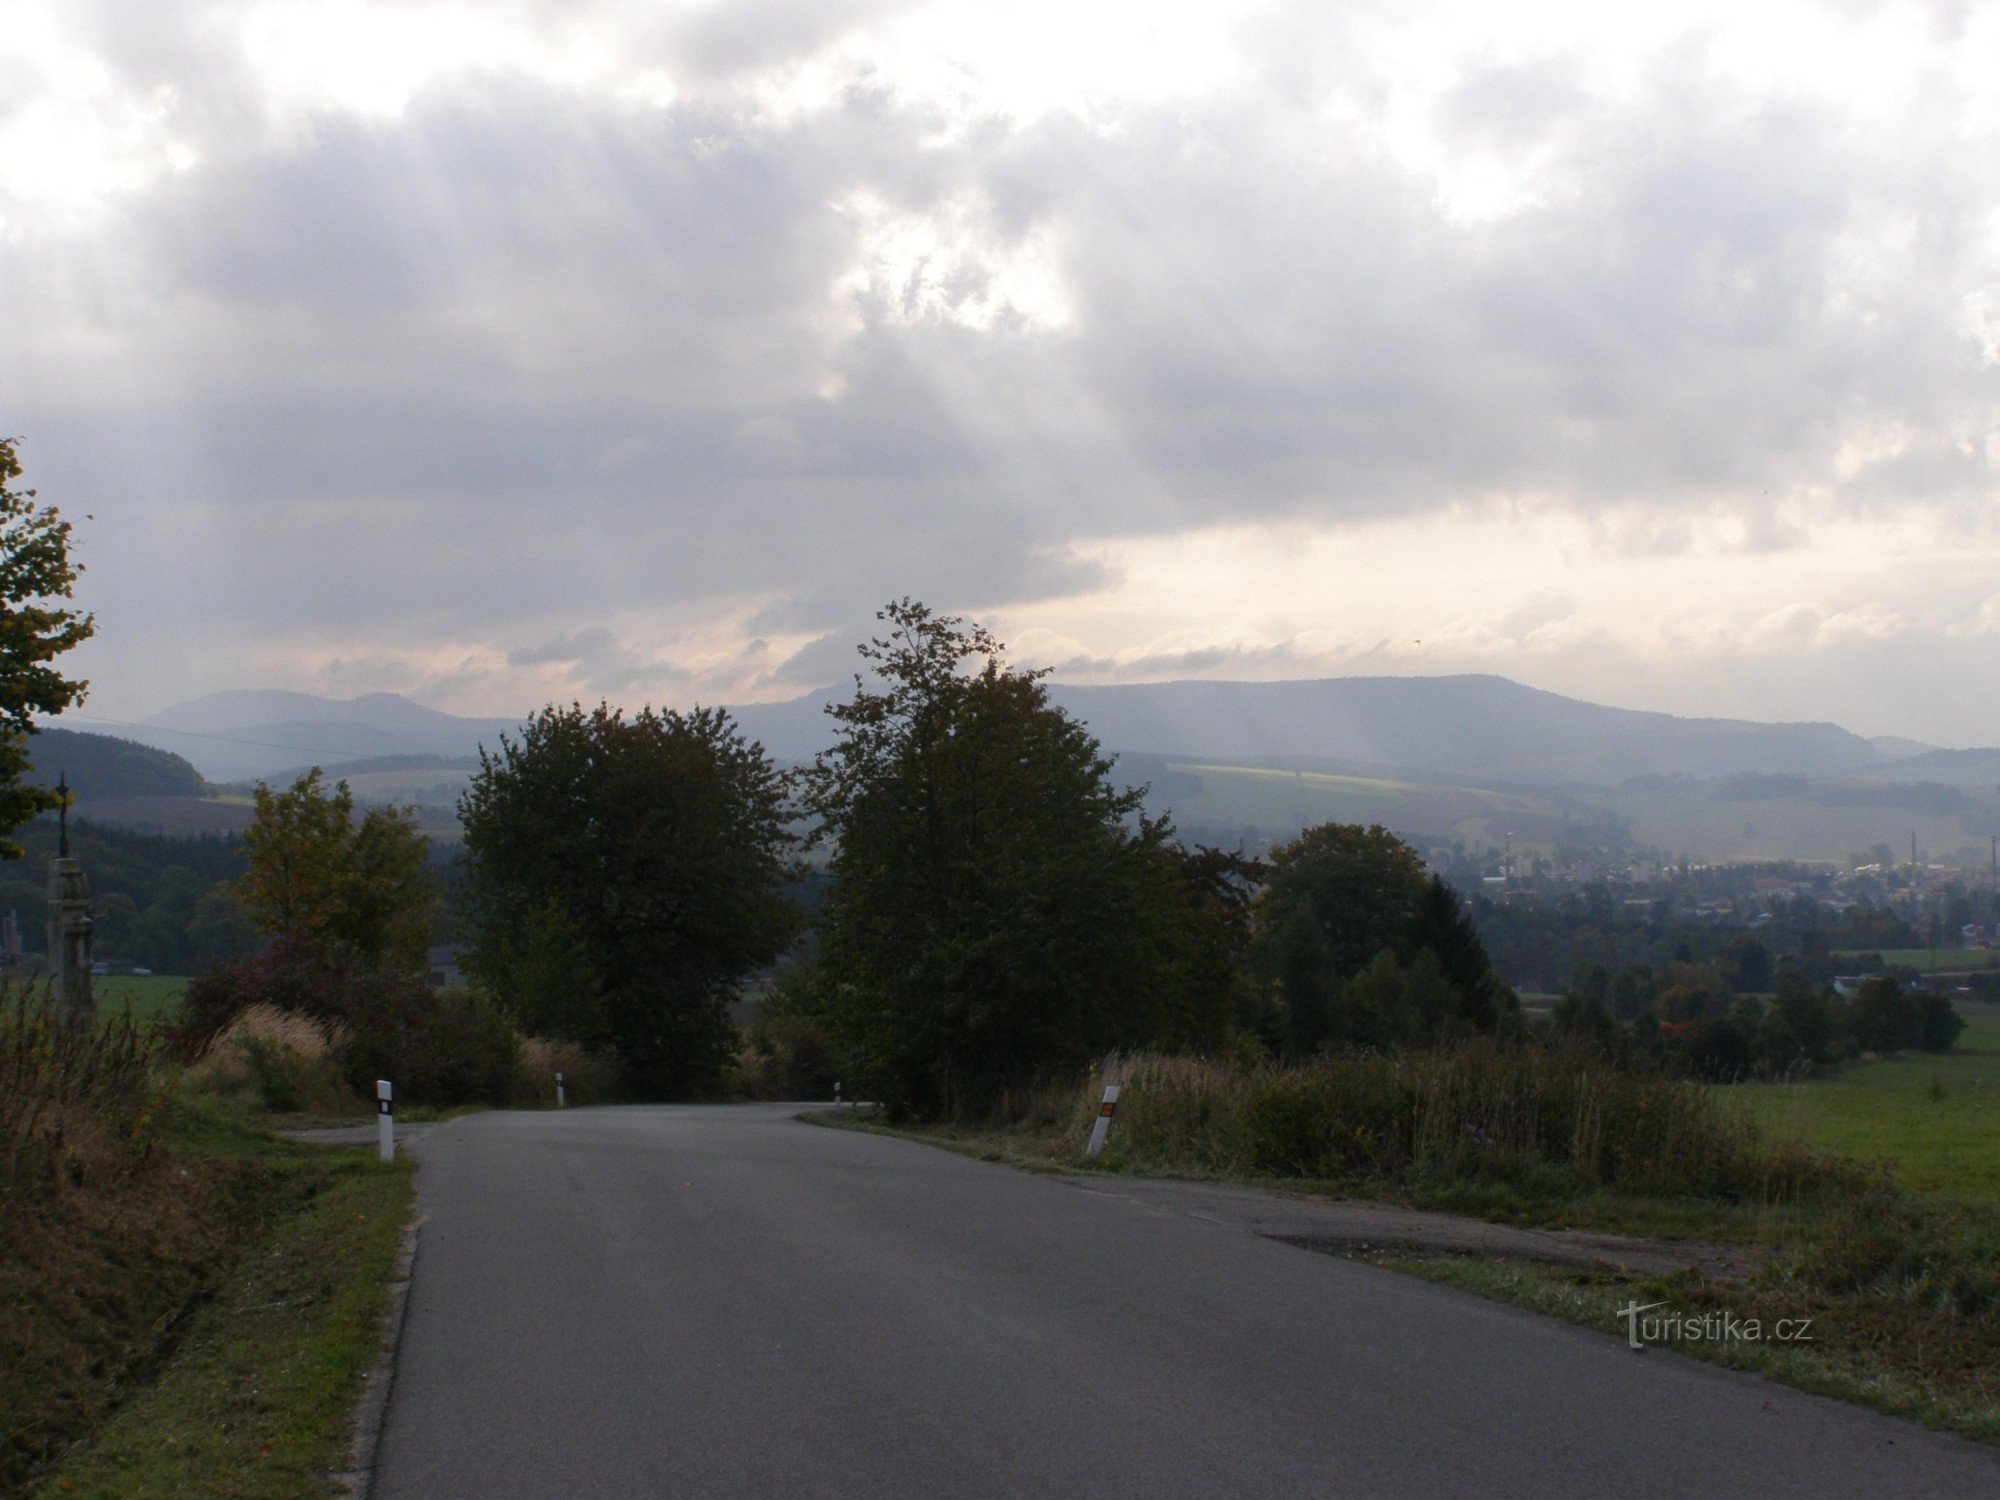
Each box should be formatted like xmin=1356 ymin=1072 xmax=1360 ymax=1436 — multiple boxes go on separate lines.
xmin=732 ymin=674 xmax=1897 ymax=788
xmin=125 ymin=690 xmax=520 ymax=782
xmin=22 ymin=727 xmax=207 ymax=799
xmin=1045 ymin=675 xmax=1881 ymax=786
xmin=113 ymin=675 xmax=1987 ymax=790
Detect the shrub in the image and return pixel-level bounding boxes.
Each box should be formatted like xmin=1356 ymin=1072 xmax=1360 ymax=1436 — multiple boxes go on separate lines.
xmin=1 ymin=985 xmax=165 ymax=1212
xmin=1085 ymin=1044 xmax=1853 ymax=1202
xmin=170 ymin=938 xmax=360 ymax=1060
xmin=749 ymin=1011 xmax=841 ymax=1100
xmin=1920 ymin=993 xmax=1966 ymax=1052
xmin=172 ymin=940 xmax=519 ymax=1108
xmin=333 ymin=985 xmax=519 ymax=1109
xmin=517 ymin=1037 xmax=620 ymax=1107
xmin=178 ymin=1004 xmax=350 ymax=1114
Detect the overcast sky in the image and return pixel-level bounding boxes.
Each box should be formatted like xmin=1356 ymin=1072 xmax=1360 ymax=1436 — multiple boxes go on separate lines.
xmin=7 ymin=0 xmax=2000 ymax=744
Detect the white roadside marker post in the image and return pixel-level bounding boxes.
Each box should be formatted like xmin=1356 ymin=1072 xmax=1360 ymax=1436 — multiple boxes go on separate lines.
xmin=555 ymin=1071 xmax=566 ymax=1108
xmin=833 ymin=1080 xmax=842 ymax=1108
xmin=1086 ymin=1083 xmax=1121 ymax=1158
xmin=376 ymin=1079 xmax=394 ymax=1163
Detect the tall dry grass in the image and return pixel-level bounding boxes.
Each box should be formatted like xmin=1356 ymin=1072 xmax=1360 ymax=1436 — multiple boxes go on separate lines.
xmin=1 ymin=986 xmax=166 ymax=1212
xmin=517 ymin=1037 xmax=619 ymax=1107
xmin=178 ymin=1004 xmax=352 ymax=1114
xmin=1080 ymin=1045 xmax=1852 ymax=1202
xmin=1 ymin=986 xmax=225 ymax=1493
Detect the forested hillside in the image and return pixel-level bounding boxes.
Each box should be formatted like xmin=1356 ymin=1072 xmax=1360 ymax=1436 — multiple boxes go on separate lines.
xmin=22 ymin=727 xmax=206 ymax=799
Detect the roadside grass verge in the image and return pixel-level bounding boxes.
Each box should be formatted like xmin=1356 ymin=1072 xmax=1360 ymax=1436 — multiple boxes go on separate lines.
xmin=815 ymin=1045 xmax=2000 ymax=1445
xmin=1381 ymin=1255 xmax=2000 ymax=1445
xmin=3 ymin=981 xmax=412 ymax=1497
xmin=38 ymin=1140 xmax=411 ymax=1499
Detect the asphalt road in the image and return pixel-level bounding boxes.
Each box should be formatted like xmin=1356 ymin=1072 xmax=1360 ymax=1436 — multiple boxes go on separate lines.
xmin=373 ymin=1105 xmax=2000 ymax=1499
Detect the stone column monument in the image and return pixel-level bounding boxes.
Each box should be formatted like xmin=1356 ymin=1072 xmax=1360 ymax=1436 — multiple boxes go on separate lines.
xmin=46 ymin=773 xmax=93 ymax=1027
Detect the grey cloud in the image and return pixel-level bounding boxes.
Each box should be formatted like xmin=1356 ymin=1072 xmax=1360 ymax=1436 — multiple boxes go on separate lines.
xmin=504 ymin=624 xmax=694 ymax=697
xmin=508 ymin=627 xmax=618 ymax=666
xmin=10 ymin=2 xmax=2000 ymax=719
xmin=1046 ymin=641 xmax=1320 ymax=680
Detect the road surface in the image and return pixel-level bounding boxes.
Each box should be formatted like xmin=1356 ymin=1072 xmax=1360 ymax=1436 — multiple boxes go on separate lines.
xmin=373 ymin=1104 xmax=1999 ymax=1499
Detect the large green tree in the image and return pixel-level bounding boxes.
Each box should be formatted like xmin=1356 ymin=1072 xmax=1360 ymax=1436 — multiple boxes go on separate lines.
xmin=458 ymin=702 xmax=796 ymax=1097
xmin=0 ymin=436 xmax=94 ymax=856
xmin=236 ymin=768 xmax=436 ymax=972
xmin=800 ymin=600 xmax=1237 ymax=1118
xmin=1254 ymin=822 xmax=1511 ymax=1052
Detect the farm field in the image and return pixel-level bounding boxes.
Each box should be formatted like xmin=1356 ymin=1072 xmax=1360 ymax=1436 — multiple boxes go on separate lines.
xmin=1134 ymin=760 xmax=1618 ymax=851
xmin=1833 ymin=948 xmax=2000 ymax=973
xmin=1725 ymin=1001 xmax=2000 ymax=1205
xmin=93 ymin=973 xmax=188 ymax=1027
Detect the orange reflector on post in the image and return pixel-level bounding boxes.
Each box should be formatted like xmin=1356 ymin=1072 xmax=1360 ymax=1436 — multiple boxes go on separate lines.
xmin=1086 ymin=1083 xmax=1122 ymax=1156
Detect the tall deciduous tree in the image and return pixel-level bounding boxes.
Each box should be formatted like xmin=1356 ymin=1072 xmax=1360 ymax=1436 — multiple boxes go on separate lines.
xmin=237 ymin=768 xmax=436 ymax=972
xmin=458 ymin=702 xmax=796 ymax=1098
xmin=1254 ymin=823 xmax=1511 ymax=1052
xmin=0 ymin=436 xmax=94 ymax=856
xmin=799 ymin=600 xmax=1235 ymax=1118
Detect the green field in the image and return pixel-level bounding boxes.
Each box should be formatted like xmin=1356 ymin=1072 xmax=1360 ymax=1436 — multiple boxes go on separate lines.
xmin=1834 ymin=948 xmax=2000 ymax=974
xmin=93 ymin=973 xmax=188 ymax=1027
xmin=1726 ymin=1002 xmax=2000 ymax=1204
xmin=1141 ymin=761 xmax=1573 ymax=848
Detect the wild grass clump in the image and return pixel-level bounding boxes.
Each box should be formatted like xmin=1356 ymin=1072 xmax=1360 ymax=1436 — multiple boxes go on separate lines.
xmin=1 ymin=987 xmax=240 ymax=1492
xmin=518 ymin=1037 xmax=620 ymax=1107
xmin=1 ymin=984 xmax=168 ymax=1211
xmin=178 ymin=1004 xmax=353 ymax=1115
xmin=172 ymin=939 xmax=520 ymax=1108
xmin=1087 ymin=1043 xmax=1860 ymax=1203
xmin=1773 ymin=1187 xmax=2000 ymax=1323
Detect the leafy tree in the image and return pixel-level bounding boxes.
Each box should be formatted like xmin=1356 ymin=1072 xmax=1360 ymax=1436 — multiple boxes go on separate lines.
xmin=1148 ymin=843 xmax=1269 ymax=1052
xmin=1845 ymin=976 xmax=1922 ymax=1053
xmin=1919 ymin=992 xmax=1965 ymax=1053
xmin=1253 ymin=823 xmax=1511 ymax=1053
xmin=0 ymin=436 xmax=94 ymax=856
xmin=1261 ymin=824 xmax=1429 ymax=978
xmin=1766 ymin=971 xmax=1836 ymax=1068
xmin=472 ymin=898 xmax=606 ymax=1046
xmin=187 ymin=880 xmax=259 ymax=967
xmin=1410 ymin=873 xmax=1513 ymax=1030
xmin=1721 ymin=933 xmax=1774 ymax=994
xmin=458 ymin=702 xmax=795 ymax=1098
xmin=237 ymin=768 xmax=435 ymax=972
xmin=799 ymin=600 xmax=1224 ymax=1117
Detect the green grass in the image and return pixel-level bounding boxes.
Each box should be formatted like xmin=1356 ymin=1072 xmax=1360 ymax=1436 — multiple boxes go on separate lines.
xmin=36 ymin=1125 xmax=412 ymax=1498
xmin=1833 ymin=948 xmax=2000 ymax=973
xmin=1384 ymin=1255 xmax=2000 ymax=1445
xmin=1724 ymin=1002 xmax=2000 ymax=1205
xmin=91 ymin=974 xmax=188 ymax=1028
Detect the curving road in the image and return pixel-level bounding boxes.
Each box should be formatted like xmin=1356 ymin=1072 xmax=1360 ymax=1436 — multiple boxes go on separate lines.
xmin=372 ymin=1104 xmax=1999 ymax=1499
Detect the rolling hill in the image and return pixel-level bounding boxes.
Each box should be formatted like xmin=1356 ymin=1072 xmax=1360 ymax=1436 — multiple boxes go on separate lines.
xmin=21 ymin=728 xmax=206 ymax=800
xmin=122 ymin=691 xmax=520 ymax=782
xmin=94 ymin=675 xmax=2000 ymax=861
xmin=734 ymin=674 xmax=1889 ymax=787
